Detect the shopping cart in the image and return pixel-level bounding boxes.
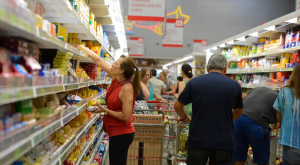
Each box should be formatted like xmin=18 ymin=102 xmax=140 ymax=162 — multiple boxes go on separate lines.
xmin=174 ymin=119 xmax=189 ymax=165
xmin=162 ymin=94 xmax=177 ymax=103
xmin=144 ymin=101 xmax=178 ymax=165
xmin=128 ymin=109 xmax=165 ymax=165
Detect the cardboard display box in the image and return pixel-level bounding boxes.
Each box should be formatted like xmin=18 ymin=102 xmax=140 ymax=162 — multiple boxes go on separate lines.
xmin=143 ymin=142 xmax=162 ymax=165
xmin=133 ymin=114 xmax=163 ymax=124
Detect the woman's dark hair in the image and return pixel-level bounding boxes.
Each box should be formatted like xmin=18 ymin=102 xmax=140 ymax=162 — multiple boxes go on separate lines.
xmin=140 ymin=67 xmax=151 ymax=78
xmin=120 ymin=55 xmax=141 ymax=95
xmin=286 ymin=64 xmax=300 ymax=99
xmin=151 ymin=69 xmax=157 ymax=77
xmin=177 ymin=76 xmax=183 ymax=82
xmin=181 ymin=64 xmax=193 ymax=78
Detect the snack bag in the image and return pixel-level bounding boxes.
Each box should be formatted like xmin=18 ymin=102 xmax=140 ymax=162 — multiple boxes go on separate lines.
xmin=246 ymin=46 xmax=250 ymax=56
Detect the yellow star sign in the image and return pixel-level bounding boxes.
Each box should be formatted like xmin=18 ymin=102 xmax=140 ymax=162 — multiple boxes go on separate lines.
xmin=154 ymin=5 xmax=190 ymax=35
xmin=167 ymin=5 xmax=190 ymax=24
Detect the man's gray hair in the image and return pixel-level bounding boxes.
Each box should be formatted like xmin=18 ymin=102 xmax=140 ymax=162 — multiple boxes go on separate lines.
xmin=207 ymin=53 xmax=227 ymax=71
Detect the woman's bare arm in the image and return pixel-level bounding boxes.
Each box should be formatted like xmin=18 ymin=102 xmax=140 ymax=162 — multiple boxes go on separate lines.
xmin=141 ymin=82 xmax=150 ymax=101
xmin=178 ymin=81 xmax=186 ymax=95
xmin=70 ymin=44 xmax=112 ymax=76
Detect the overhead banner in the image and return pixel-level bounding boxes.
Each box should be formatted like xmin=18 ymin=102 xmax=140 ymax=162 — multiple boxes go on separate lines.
xmin=129 ymin=37 xmax=144 ymax=57
xmin=193 ymin=40 xmax=208 ymax=52
xmin=162 ymin=19 xmax=184 ymax=47
xmin=128 ymin=0 xmax=165 ymax=22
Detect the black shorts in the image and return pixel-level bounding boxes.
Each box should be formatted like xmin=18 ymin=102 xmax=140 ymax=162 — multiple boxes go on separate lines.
xmin=109 ymin=132 xmax=135 ymax=165
xmin=186 ymin=148 xmax=234 ymax=165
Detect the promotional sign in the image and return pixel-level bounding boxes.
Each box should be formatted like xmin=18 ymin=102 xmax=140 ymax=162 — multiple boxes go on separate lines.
xmin=128 ymin=0 xmax=165 ymax=22
xmin=129 ymin=37 xmax=144 ymax=57
xmin=193 ymin=40 xmax=208 ymax=52
xmin=162 ymin=19 xmax=184 ymax=47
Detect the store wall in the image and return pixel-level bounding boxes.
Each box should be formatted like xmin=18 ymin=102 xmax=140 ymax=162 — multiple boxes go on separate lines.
xmin=123 ymin=0 xmax=295 ymax=59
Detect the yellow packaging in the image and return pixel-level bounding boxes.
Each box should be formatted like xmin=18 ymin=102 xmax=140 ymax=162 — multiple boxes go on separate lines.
xmin=87 ymin=41 xmax=93 ymax=47
xmin=76 ymin=38 xmax=81 ymax=44
xmin=35 ymin=14 xmax=43 ymax=30
xmin=246 ymin=46 xmax=250 ymax=56
xmin=281 ymin=53 xmax=288 ymax=68
xmin=240 ymin=46 xmax=244 ymax=56
xmin=59 ymin=27 xmax=67 ymax=34
xmin=73 ymin=33 xmax=78 ymax=38
xmin=68 ymin=33 xmax=74 ymax=38
xmin=94 ymin=20 xmax=97 ymax=31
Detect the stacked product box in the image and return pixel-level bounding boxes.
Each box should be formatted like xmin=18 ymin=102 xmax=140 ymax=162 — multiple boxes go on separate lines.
xmin=130 ymin=114 xmax=164 ymax=165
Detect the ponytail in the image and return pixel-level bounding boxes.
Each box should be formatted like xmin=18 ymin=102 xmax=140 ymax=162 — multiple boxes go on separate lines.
xmin=120 ymin=55 xmax=141 ymax=96
xmin=133 ymin=66 xmax=141 ymax=95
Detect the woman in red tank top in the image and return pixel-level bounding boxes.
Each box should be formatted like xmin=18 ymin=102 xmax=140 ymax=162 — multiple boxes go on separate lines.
xmin=70 ymin=44 xmax=141 ymax=165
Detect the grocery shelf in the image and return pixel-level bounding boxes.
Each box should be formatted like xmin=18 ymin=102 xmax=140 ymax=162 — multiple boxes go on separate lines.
xmin=226 ymin=68 xmax=294 ymax=74
xmin=0 ymin=80 xmax=109 ymax=106
xmin=39 ymin=0 xmax=115 ymax=60
xmin=0 ymin=6 xmax=82 ymax=56
xmin=48 ymin=114 xmax=100 ymax=165
xmin=0 ymin=2 xmax=115 ymax=64
xmin=241 ymin=84 xmax=280 ymax=91
xmin=0 ymin=109 xmax=100 ymax=165
xmin=226 ymin=47 xmax=299 ymax=62
xmin=205 ymin=10 xmax=300 ymax=53
xmin=75 ymin=122 xmax=103 ymax=165
xmin=87 ymin=132 xmax=106 ymax=165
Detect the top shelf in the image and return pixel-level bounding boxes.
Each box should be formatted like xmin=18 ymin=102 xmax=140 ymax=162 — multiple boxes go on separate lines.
xmin=0 ymin=0 xmax=114 ymax=63
xmin=205 ymin=10 xmax=300 ymax=52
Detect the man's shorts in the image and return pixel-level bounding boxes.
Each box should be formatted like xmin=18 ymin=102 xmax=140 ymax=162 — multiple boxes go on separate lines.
xmin=234 ymin=115 xmax=270 ymax=164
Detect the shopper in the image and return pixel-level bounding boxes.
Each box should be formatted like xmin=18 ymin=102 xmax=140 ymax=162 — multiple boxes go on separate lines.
xmin=69 ymin=43 xmax=140 ymax=165
xmin=175 ymin=64 xmax=193 ymax=116
xmin=176 ymin=76 xmax=183 ymax=93
xmin=159 ymin=71 xmax=174 ymax=92
xmin=274 ymin=64 xmax=300 ymax=165
xmin=174 ymin=53 xmax=243 ymax=165
xmin=166 ymin=76 xmax=183 ymax=94
xmin=141 ymin=68 xmax=167 ymax=102
xmin=234 ymin=87 xmax=278 ymax=165
xmin=149 ymin=69 xmax=166 ymax=97
xmin=133 ymin=70 xmax=150 ymax=101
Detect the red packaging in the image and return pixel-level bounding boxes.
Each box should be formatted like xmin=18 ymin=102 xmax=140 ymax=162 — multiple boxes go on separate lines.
xmin=294 ymin=51 xmax=300 ymax=63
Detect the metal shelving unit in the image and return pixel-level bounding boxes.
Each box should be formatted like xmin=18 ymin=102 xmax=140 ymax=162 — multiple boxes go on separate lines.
xmin=0 ymin=80 xmax=110 ymax=106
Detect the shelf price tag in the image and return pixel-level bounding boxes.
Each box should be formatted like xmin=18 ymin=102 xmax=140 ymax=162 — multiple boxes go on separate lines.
xmin=1 ymin=93 xmax=9 ymax=102
xmin=0 ymin=8 xmax=5 ymax=21
xmin=9 ymin=14 xmax=17 ymax=26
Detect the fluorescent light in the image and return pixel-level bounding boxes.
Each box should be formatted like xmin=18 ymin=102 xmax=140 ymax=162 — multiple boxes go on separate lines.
xmin=249 ymin=32 xmax=258 ymax=37
xmin=236 ymin=36 xmax=245 ymax=41
xmin=219 ymin=43 xmax=225 ymax=47
xmin=265 ymin=25 xmax=275 ymax=31
xmin=212 ymin=46 xmax=217 ymax=50
xmin=285 ymin=17 xmax=298 ymax=23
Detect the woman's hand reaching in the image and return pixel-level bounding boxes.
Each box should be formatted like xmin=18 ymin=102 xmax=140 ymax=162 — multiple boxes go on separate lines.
xmin=92 ymin=103 xmax=107 ymax=113
xmin=68 ymin=43 xmax=82 ymax=49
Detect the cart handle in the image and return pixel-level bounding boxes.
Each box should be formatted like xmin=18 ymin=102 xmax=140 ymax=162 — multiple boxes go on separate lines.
xmin=146 ymin=100 xmax=163 ymax=103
